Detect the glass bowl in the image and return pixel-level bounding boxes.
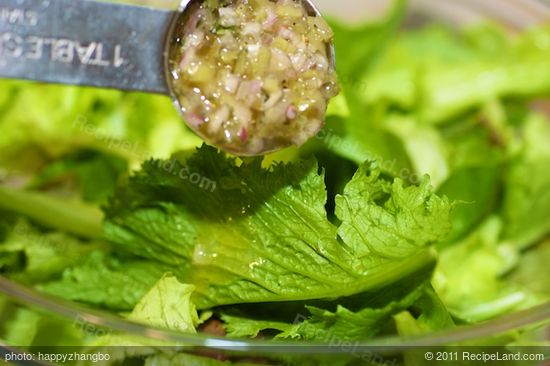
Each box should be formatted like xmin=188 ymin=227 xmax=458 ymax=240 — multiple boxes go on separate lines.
xmin=1 ymin=0 xmax=549 ymax=365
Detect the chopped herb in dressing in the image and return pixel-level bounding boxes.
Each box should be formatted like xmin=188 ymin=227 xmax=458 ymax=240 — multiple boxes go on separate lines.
xmin=168 ymin=0 xmax=339 ymax=155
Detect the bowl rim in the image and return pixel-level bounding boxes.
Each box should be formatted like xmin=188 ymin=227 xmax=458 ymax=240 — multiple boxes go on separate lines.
xmin=1 ymin=276 xmax=549 ymax=352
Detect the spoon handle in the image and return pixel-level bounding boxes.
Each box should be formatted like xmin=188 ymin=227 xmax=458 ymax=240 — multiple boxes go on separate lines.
xmin=0 ymin=0 xmax=173 ymax=94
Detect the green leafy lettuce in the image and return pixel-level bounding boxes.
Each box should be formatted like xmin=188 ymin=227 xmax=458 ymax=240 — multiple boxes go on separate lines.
xmin=103 ymin=146 xmax=451 ymax=309
xmin=39 ymin=251 xmax=167 ymax=311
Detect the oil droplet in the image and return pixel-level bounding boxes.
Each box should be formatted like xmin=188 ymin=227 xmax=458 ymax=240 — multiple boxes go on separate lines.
xmin=193 ymin=244 xmax=219 ymax=265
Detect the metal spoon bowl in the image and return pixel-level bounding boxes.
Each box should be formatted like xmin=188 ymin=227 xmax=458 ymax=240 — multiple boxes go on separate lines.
xmin=165 ymin=0 xmax=338 ymax=155
xmin=0 ymin=0 xmax=336 ymax=155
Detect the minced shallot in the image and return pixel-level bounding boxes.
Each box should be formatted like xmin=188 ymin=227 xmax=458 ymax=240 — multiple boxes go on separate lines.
xmin=168 ymin=0 xmax=339 ymax=155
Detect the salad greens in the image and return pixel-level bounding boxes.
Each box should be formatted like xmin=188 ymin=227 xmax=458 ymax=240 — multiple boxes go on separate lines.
xmin=0 ymin=0 xmax=549 ymax=365
xmin=38 ymin=251 xmax=168 ymax=311
xmin=103 ymin=147 xmax=446 ymax=309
